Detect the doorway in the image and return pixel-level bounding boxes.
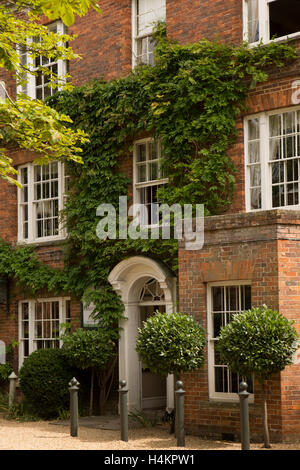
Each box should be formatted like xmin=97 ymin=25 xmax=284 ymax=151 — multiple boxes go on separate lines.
xmin=108 ymin=256 xmax=176 ymax=411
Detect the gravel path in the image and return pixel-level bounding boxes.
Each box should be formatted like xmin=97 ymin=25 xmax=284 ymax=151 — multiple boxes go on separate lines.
xmin=0 ymin=417 xmax=300 ymax=450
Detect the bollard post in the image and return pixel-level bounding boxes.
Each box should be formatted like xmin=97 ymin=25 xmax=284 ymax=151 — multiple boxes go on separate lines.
xmin=239 ymin=381 xmax=250 ymax=450
xmin=119 ymin=380 xmax=128 ymax=442
xmin=175 ymin=380 xmax=185 ymax=447
xmin=69 ymin=377 xmax=80 ymax=437
xmin=8 ymin=372 xmax=17 ymax=408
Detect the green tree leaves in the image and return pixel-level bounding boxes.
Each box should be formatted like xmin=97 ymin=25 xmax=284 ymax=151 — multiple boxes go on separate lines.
xmin=0 ymin=0 xmax=101 ymax=183
xmin=136 ymin=312 xmax=206 ymax=376
xmin=61 ymin=328 xmax=116 ymax=370
xmin=217 ymin=306 xmax=298 ymax=382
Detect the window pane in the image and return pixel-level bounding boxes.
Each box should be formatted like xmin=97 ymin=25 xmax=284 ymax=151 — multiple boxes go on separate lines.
xmin=248 ymin=141 xmax=260 ymax=163
xmin=272 ymin=161 xmax=284 ymax=184
xmin=213 ymin=313 xmax=223 ymax=338
xmin=250 ymin=188 xmax=261 ymax=210
xmin=287 ymin=183 xmax=299 ymax=206
xmin=269 ymin=138 xmax=282 ymax=161
xmin=36 ymin=87 xmax=43 ymax=100
xmin=230 ymin=372 xmax=239 ymax=394
xmin=21 ymin=167 xmax=28 ymax=185
xmin=250 ymin=164 xmax=261 ymax=187
xmin=149 ymin=162 xmax=158 ymax=181
xmin=22 ymin=303 xmax=29 ymax=320
xmin=272 ymin=184 xmax=285 ymax=208
xmin=248 ymin=118 xmax=260 ymax=140
xmin=137 ymin=164 xmax=147 ymax=182
xmin=212 ymin=287 xmax=224 ymax=312
xmin=137 ymin=144 xmax=146 ymax=162
xmin=283 ymin=112 xmax=295 ymax=135
xmin=215 ymin=367 xmax=227 ymax=393
xmin=149 ymin=141 xmax=158 ymax=160
xmin=269 ymin=0 xmax=300 ymax=40
xmin=51 ymin=162 xmax=58 ymax=178
xmin=283 ymin=136 xmax=296 ymax=159
xmin=242 ymin=285 xmax=252 ymax=311
xmin=287 ymin=159 xmax=298 ymax=182
xmin=34 ymin=166 xmax=41 ymax=182
xmin=227 ymin=286 xmax=238 ymax=311
xmin=270 ymin=114 xmax=281 ymax=137
xmin=247 ymin=0 xmax=259 ymax=42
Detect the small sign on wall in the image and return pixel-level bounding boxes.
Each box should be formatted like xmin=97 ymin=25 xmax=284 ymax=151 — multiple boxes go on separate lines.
xmin=293 ymin=341 xmax=300 ymax=365
xmin=0 ymin=340 xmax=6 ymax=364
xmin=81 ymin=302 xmax=98 ymax=328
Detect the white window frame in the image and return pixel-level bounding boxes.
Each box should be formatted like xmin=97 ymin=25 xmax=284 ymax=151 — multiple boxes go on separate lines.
xmin=131 ymin=0 xmax=166 ymax=68
xmin=243 ymin=0 xmax=300 ymax=45
xmin=207 ymin=281 xmax=254 ymax=403
xmin=17 ymin=161 xmax=67 ymax=244
xmin=245 ymin=105 xmax=300 ymax=212
xmin=133 ymin=137 xmax=168 ymax=227
xmin=18 ymin=297 xmax=70 ymax=367
xmin=16 ymin=20 xmax=67 ymax=99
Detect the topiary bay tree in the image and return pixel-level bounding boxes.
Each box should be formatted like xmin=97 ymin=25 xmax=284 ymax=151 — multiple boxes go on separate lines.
xmin=217 ymin=305 xmax=298 ymax=448
xmin=136 ymin=312 xmax=206 ymax=377
xmin=61 ymin=328 xmax=117 ymax=416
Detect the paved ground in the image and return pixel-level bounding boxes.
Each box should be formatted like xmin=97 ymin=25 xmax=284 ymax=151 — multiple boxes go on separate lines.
xmin=49 ymin=414 xmax=144 ymax=431
xmin=0 ymin=415 xmax=300 ymax=450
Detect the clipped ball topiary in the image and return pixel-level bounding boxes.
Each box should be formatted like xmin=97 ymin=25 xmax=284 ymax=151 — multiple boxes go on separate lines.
xmin=136 ymin=312 xmax=206 ymax=376
xmin=19 ymin=348 xmax=80 ymax=419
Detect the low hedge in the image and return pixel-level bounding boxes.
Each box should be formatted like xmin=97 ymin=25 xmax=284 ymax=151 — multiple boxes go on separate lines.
xmin=19 ymin=348 xmax=86 ymax=419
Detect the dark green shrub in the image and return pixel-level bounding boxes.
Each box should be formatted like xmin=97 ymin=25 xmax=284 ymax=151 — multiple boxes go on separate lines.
xmin=19 ymin=348 xmax=84 ymax=419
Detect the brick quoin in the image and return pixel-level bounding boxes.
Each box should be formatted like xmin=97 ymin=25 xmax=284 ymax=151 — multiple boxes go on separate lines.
xmin=1 ymin=0 xmax=300 ymax=441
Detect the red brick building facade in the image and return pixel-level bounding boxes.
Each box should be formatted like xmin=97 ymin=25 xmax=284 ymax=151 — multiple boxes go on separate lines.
xmin=1 ymin=0 xmax=300 ymax=442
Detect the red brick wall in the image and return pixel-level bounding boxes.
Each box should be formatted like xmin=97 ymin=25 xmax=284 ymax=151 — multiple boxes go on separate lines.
xmin=166 ymin=0 xmax=243 ymax=45
xmin=68 ymin=1 xmax=132 ymax=85
xmin=277 ymin=227 xmax=300 ymax=441
xmin=179 ymin=210 xmax=300 ymax=442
